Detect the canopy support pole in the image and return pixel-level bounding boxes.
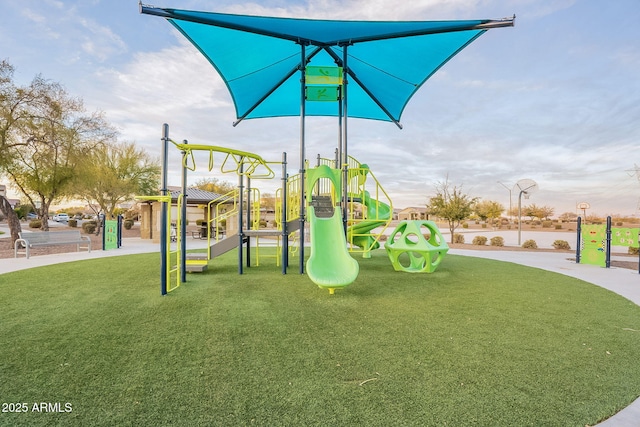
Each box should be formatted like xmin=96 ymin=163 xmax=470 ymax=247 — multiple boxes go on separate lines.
xmin=341 ymin=46 xmax=349 ymax=235
xmin=299 ymin=43 xmax=306 ymax=275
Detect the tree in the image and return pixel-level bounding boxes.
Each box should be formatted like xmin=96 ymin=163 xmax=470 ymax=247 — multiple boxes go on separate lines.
xmin=427 ymin=178 xmax=478 ymax=243
xmin=522 ymin=204 xmax=554 ymax=221
xmin=559 ymin=212 xmax=578 ymax=222
xmin=522 ymin=203 xmax=540 ymax=221
xmin=538 ymin=205 xmax=555 ymax=220
xmin=474 ymin=200 xmax=504 ymax=223
xmin=260 ymin=192 xmax=276 ymax=211
xmin=73 ymin=141 xmax=160 ymax=220
xmin=0 ymin=60 xmax=61 ymax=242
xmin=193 ymin=177 xmax=235 ymax=195
xmin=4 ymin=75 xmax=115 ymax=231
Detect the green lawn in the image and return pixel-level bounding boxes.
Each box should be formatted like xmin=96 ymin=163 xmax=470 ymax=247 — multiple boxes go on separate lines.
xmin=0 ymin=249 xmax=639 ymax=426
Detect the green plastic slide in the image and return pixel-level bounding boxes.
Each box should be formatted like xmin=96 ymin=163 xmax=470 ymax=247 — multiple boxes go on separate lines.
xmin=347 ymin=191 xmax=391 ymax=254
xmin=306 ymin=205 xmax=359 ymax=294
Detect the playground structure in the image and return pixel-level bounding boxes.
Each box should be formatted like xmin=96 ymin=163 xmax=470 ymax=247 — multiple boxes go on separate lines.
xmin=576 ymin=216 xmax=640 ymax=272
xmin=138 ymin=124 xmax=395 ymax=295
xmin=139 ymin=5 xmax=514 ymax=295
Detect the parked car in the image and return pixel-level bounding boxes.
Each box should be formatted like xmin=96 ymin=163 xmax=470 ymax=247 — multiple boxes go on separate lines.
xmin=53 ymin=213 xmax=69 ymax=222
xmin=26 ymin=212 xmax=38 ymax=220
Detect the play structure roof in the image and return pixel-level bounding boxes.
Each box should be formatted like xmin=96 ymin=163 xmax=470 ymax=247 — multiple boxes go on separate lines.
xmin=140 ymin=5 xmax=514 ymax=127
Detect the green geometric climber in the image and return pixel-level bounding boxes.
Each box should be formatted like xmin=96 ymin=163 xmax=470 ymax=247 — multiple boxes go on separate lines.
xmin=384 ymin=220 xmax=449 ymax=273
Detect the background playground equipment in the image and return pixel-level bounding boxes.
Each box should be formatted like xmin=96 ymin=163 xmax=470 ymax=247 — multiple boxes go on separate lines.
xmin=102 ymin=216 xmax=123 ymax=250
xmin=140 ymin=125 xmax=395 ymax=295
xmin=576 ymin=216 xmax=640 ymax=272
xmin=385 ymin=220 xmax=449 ymax=273
xmin=137 ymin=125 xmax=290 ymax=295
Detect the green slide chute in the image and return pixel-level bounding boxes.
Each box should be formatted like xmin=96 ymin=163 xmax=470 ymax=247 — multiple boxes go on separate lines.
xmin=307 ymin=206 xmax=359 ymax=294
xmin=347 ymin=191 xmax=392 ymax=255
xmin=305 ymin=165 xmax=359 ymax=294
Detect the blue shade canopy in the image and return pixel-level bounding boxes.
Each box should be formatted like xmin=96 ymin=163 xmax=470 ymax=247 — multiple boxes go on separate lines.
xmin=140 ymin=5 xmax=514 ymax=127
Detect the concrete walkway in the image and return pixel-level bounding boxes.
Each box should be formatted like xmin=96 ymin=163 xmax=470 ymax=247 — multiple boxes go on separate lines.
xmin=1 ymin=228 xmax=639 ymax=425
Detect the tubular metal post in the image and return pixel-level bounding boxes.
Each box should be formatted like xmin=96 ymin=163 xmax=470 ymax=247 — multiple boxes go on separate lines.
xmin=637 ymin=228 xmax=640 ymax=274
xmin=342 ymin=46 xmax=349 ymax=235
xmin=282 ymin=152 xmax=288 ymax=274
xmin=246 ymin=176 xmax=251 ymax=268
xmin=299 ymin=44 xmax=306 ymax=275
xmin=180 ymin=140 xmax=188 ymax=283
xmin=238 ymin=162 xmax=244 ymax=274
xmin=606 ymin=216 xmax=611 ymax=268
xmin=117 ymin=215 xmax=122 ymax=248
xmin=160 ymin=123 xmax=169 ymax=295
xmin=576 ymin=216 xmax=581 ymax=263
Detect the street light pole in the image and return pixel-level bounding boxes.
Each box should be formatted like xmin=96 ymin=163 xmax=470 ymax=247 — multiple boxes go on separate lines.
xmin=497 ymin=181 xmax=512 ymax=222
xmin=517 ymin=184 xmax=536 ymax=246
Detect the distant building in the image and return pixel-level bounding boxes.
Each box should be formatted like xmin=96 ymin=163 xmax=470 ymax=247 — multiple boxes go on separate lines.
xmin=397 ymin=207 xmax=428 ymax=221
xmin=138 ymin=187 xmax=233 ymax=242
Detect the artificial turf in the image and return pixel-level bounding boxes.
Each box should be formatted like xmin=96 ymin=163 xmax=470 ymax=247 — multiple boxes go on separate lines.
xmin=0 ymin=249 xmax=639 ymax=426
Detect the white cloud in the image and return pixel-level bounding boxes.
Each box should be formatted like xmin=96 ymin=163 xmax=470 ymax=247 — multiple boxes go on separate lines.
xmin=6 ymin=0 xmax=638 ymax=216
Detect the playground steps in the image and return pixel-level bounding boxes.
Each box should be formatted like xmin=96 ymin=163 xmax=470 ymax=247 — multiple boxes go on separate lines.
xmin=185 ymin=253 xmax=208 ymax=273
xmin=310 ymin=195 xmax=334 ymax=218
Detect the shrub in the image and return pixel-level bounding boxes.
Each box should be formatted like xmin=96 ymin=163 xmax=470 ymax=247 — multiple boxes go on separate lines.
xmin=542 ymin=220 xmax=552 ymax=228
xmin=68 ymin=219 xmax=78 ymax=228
xmin=522 ymin=239 xmax=538 ymax=249
xmin=553 ymin=240 xmax=571 ymax=250
xmin=196 ymin=219 xmax=205 ymax=226
xmin=472 ymin=236 xmax=487 ymax=246
xmin=453 ymin=233 xmax=465 ymax=244
xmin=29 ymin=220 xmax=42 ymax=229
xmin=616 ymin=222 xmax=623 ymax=227
xmin=124 ymin=219 xmax=134 ymax=230
xmin=462 ymin=222 xmax=469 ymax=229
xmin=82 ymin=221 xmax=97 ymax=234
xmin=490 ymin=236 xmax=504 ymax=247
xmin=629 ymin=247 xmax=639 ymax=255
xmin=555 ymin=224 xmax=563 ymax=230
xmin=259 ymin=219 xmax=267 ymax=228
xmin=481 ymin=223 xmax=487 ymax=228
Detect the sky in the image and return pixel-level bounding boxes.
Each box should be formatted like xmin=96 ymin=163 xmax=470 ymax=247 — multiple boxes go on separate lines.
xmin=1 ymin=0 xmax=639 ymax=217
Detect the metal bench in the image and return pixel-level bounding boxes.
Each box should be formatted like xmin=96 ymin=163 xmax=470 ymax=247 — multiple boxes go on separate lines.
xmin=14 ymin=230 xmax=92 ymax=259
